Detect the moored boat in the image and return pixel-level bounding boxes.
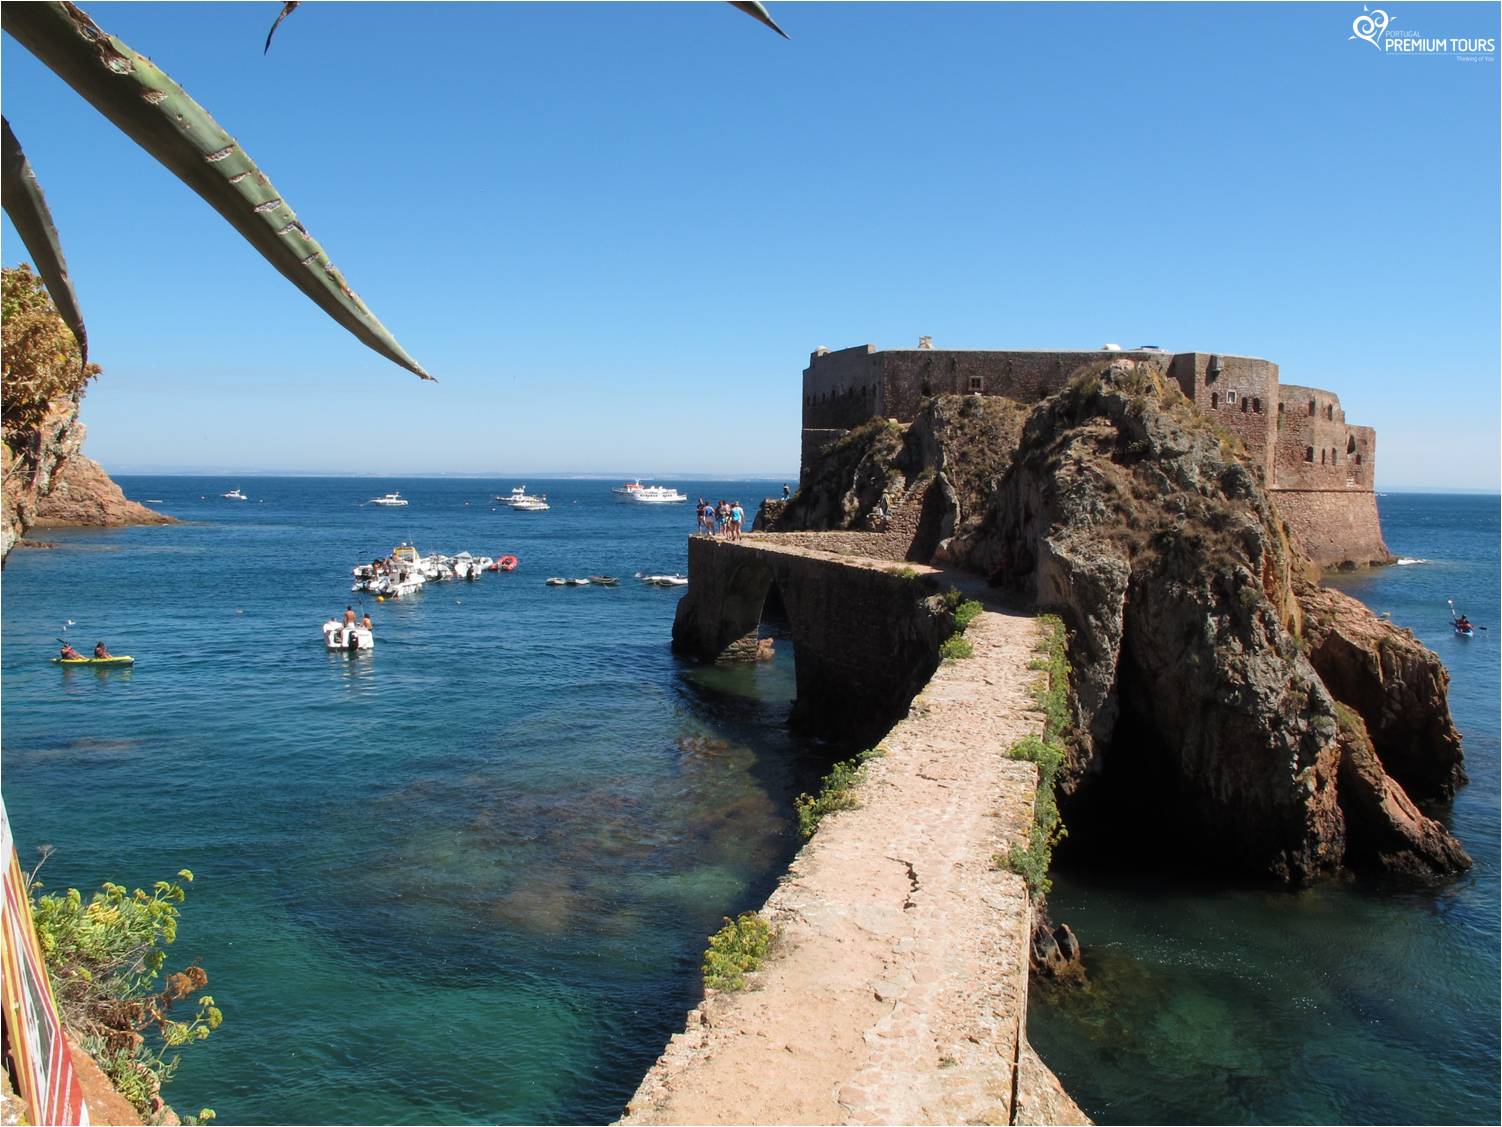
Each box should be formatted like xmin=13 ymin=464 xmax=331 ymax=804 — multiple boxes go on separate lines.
xmin=630 ymin=486 xmax=688 ymax=504
xmin=222 ymin=489 xmax=248 ymax=501
xmin=612 ymin=479 xmax=646 ymax=495
xmin=369 ymin=492 xmax=409 ymax=507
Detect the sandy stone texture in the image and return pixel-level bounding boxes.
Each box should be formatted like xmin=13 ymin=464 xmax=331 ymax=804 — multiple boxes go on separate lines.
xmin=620 ymin=575 xmax=1088 ymax=1126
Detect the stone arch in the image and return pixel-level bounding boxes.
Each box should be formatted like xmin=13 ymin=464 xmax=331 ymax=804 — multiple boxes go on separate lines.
xmin=1347 ymin=435 xmax=1356 ymax=454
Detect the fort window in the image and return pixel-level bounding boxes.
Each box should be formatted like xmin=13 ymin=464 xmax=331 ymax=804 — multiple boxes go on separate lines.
xmin=1211 ymin=393 xmax=1219 ymax=409
xmin=1305 ymin=446 xmax=1314 ymax=462
xmin=1331 ymin=449 xmax=1338 ymax=465
xmin=1320 ymin=450 xmax=1326 ymax=465
xmin=1278 ymin=402 xmax=1285 ymax=415
xmin=1355 ymin=454 xmax=1363 ymax=465
xmin=1326 ymin=405 xmax=1335 ymax=420
xmin=1241 ymin=397 xmax=1249 ymax=413
xmin=1226 ymin=390 xmax=1237 ymax=405
xmin=969 ymin=376 xmax=984 ymax=393
xmin=1253 ymin=398 xmax=1262 ymax=413
xmin=1347 ymin=436 xmax=1356 ymax=454
xmin=1308 ymin=399 xmax=1316 ymax=416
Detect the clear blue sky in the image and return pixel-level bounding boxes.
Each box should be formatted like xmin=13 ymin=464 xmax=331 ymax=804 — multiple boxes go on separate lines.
xmin=3 ymin=2 xmax=1498 ymax=487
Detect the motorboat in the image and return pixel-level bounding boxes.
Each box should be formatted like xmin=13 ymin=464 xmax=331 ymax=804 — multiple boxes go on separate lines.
xmin=631 ymin=486 xmax=688 ymax=504
xmin=323 ymin=620 xmax=374 ymax=652
xmin=546 ymin=577 xmax=590 ymax=586
xmin=612 ymin=480 xmax=646 ymax=495
xmin=495 ymin=486 xmax=542 ymax=507
xmin=512 ymin=496 xmax=551 ymax=512
xmin=352 ymin=543 xmax=428 ymax=598
xmin=487 ymin=554 xmax=519 ymax=572
xmin=369 ymin=492 xmax=409 ymax=507
xmin=587 ymin=576 xmax=619 ymax=586
xmin=222 ymin=489 xmax=248 ymax=501
xmin=639 ymin=573 xmax=689 ymax=587
xmin=452 ymin=551 xmax=484 ymax=581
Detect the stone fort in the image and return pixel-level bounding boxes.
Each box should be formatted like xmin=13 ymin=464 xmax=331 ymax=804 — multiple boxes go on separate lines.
xmin=800 ymin=340 xmax=1392 ymax=568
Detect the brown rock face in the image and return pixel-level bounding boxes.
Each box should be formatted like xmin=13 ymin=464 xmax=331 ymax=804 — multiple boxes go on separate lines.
xmin=2 ymin=396 xmax=86 ymax=563
xmin=32 ymin=450 xmax=175 ymax=530
xmin=1298 ymin=580 xmax=1466 ymax=801
xmin=784 ymin=363 xmax=1469 ymax=886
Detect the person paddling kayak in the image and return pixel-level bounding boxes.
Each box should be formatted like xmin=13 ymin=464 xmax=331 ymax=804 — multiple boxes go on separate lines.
xmin=93 ymin=641 xmax=112 ymax=658
xmin=59 ymin=642 xmax=81 ymax=660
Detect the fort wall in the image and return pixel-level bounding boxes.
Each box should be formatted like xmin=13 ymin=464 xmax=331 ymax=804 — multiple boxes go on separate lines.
xmin=800 ymin=342 xmax=1390 ymax=569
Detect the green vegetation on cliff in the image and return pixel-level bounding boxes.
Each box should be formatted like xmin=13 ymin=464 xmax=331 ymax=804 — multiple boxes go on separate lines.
xmin=1 ymin=263 xmax=98 ymax=435
xmin=1001 ymin=615 xmax=1071 ymax=899
xmin=30 ymin=865 xmax=219 ymax=1121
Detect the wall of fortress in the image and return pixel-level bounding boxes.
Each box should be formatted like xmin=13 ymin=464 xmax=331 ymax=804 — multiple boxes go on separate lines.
xmin=801 ymin=343 xmax=1390 ymax=569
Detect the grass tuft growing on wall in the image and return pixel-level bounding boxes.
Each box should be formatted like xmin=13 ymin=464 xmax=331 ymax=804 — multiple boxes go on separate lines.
xmin=1001 ymin=615 xmax=1072 ymax=900
xmin=702 ymin=913 xmax=774 ymax=991
xmin=794 ymin=757 xmax=866 ymax=837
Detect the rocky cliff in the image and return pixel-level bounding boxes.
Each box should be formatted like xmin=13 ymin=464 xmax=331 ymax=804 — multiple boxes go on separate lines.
xmin=782 ymin=371 xmax=1468 ymax=885
xmin=2 ymin=395 xmax=87 ymax=561
xmin=31 ymin=443 xmax=175 ymax=531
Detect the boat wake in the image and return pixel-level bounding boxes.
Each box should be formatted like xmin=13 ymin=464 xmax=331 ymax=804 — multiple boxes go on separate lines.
xmin=1396 ymin=557 xmax=1429 ymax=565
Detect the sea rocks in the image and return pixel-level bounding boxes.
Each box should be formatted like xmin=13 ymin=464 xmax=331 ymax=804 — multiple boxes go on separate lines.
xmin=31 ymin=451 xmax=175 ymax=531
xmin=784 ymin=362 xmax=1470 ymax=886
xmin=964 ymin=367 xmax=1467 ymax=883
xmin=1297 ymin=580 xmax=1466 ymax=801
xmin=1030 ymin=918 xmax=1085 ymax=981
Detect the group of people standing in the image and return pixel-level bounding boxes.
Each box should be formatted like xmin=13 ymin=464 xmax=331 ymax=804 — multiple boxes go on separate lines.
xmin=696 ymin=498 xmax=745 ymax=539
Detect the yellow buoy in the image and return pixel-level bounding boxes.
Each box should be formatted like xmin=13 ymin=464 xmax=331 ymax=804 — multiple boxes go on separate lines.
xmin=377 ymin=596 xmax=385 ymax=603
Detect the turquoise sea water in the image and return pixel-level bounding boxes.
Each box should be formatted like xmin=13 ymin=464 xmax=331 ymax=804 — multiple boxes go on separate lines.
xmin=3 ymin=485 xmax=1496 ymax=1124
xmin=1 ymin=476 xmax=837 ymax=1125
xmin=1029 ymin=492 xmax=1501 ymax=1124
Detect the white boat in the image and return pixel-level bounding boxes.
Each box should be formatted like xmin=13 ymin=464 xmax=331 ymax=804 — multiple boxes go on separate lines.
xmin=631 ymin=486 xmax=688 ymax=504
xmin=639 ymin=573 xmax=689 ymax=587
xmin=222 ymin=489 xmax=248 ymax=501
xmin=351 ymin=543 xmax=428 ymax=598
xmin=322 ymin=620 xmax=374 ymax=651
xmin=512 ymin=497 xmax=551 ymax=512
xmin=495 ymin=486 xmax=539 ymax=507
xmin=611 ymin=479 xmax=646 ymax=495
xmin=369 ymin=492 xmax=409 ymax=507
xmin=452 ymin=552 xmax=484 ymax=580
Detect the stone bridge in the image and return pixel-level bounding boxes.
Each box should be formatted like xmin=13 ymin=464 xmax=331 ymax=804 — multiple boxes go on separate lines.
xmin=671 ymin=534 xmax=950 ymax=743
xmin=629 ymin=532 xmax=1087 ymax=1125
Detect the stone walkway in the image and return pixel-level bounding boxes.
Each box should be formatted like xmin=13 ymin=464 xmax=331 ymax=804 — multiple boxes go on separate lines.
xmin=619 ymin=556 xmax=1087 ymax=1125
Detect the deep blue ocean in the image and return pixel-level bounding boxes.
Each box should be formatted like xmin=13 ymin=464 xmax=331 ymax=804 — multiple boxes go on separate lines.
xmin=2 ymin=483 xmax=1497 ymax=1124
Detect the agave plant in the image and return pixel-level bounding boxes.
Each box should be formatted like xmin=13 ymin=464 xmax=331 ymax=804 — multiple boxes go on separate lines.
xmin=1 ymin=1 xmax=785 ymax=380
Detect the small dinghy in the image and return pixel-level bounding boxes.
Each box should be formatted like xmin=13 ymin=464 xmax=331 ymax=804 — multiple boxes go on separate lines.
xmin=566 ymin=577 xmax=591 ymax=586
xmin=639 ymin=573 xmax=688 ymax=587
xmin=488 ymin=554 xmax=519 ymax=573
xmin=545 ymin=577 xmax=567 ymax=586
xmin=322 ymin=620 xmax=374 ymax=651
xmin=587 ymin=576 xmax=619 ymax=586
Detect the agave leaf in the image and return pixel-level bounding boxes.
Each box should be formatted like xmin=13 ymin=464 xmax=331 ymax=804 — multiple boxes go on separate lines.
xmin=2 ymin=2 xmax=432 ymax=380
xmin=263 ymin=1 xmax=300 ymax=55
xmin=1 ymin=116 xmax=89 ymax=365
xmin=727 ymin=1 xmax=788 ymax=39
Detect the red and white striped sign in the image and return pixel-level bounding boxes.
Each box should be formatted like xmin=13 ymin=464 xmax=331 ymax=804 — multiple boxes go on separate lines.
xmin=1 ymin=798 xmax=88 ymax=1125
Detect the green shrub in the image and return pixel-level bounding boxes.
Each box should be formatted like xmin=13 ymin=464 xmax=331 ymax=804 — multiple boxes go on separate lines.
xmin=702 ymin=912 xmax=773 ymax=990
xmin=1000 ymin=615 xmax=1074 ymax=900
xmin=952 ymin=599 xmax=982 ymax=633
xmin=31 ymin=869 xmax=220 ymax=1118
xmin=1002 ymin=735 xmax=1068 ymax=900
xmin=889 ymin=566 xmax=919 ymax=581
xmin=794 ymin=757 xmax=865 ymax=838
xmin=939 ymin=634 xmax=973 ymax=661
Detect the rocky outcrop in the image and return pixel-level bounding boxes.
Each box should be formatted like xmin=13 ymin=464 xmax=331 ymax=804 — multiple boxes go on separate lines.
xmin=32 ymin=449 xmax=175 ymax=530
xmin=1297 ymin=580 xmax=1465 ymax=801
xmin=784 ymin=363 xmax=1469 ymax=886
xmin=2 ymin=395 xmax=86 ymax=563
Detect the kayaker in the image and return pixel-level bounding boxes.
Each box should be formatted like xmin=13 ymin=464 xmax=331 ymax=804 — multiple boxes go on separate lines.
xmin=1456 ymin=615 xmax=1472 ymax=632
xmin=93 ymin=641 xmax=111 ymax=658
xmin=59 ymin=642 xmax=81 ymax=660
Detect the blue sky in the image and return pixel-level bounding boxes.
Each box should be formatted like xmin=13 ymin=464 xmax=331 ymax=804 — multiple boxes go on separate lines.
xmin=3 ymin=2 xmax=1498 ymax=487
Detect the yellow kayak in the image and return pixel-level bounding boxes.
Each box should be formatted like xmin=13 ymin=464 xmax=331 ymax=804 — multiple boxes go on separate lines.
xmin=51 ymin=655 xmax=134 ymax=666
